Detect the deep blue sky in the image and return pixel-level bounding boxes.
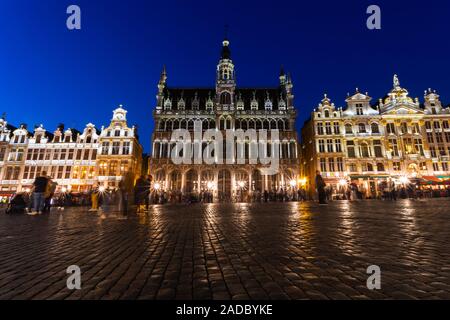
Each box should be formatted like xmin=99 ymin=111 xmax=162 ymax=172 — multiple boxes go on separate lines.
xmin=1 ymin=0 xmax=450 ymax=152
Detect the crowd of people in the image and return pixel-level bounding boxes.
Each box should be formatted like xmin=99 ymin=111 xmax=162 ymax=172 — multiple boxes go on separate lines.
xmin=314 ymin=170 xmax=450 ymax=205
xmin=5 ymin=171 xmax=59 ymax=215
xmin=3 ymin=170 xmax=449 ymax=215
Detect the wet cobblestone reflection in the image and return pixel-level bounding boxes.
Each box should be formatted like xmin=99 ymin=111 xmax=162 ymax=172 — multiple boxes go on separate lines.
xmin=0 ymin=199 xmax=449 ymax=300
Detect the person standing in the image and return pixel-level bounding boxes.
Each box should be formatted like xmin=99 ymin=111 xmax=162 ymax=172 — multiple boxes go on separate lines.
xmin=43 ymin=178 xmax=57 ymax=213
xmin=29 ymin=171 xmax=49 ymax=215
xmin=315 ymin=170 xmax=327 ymax=205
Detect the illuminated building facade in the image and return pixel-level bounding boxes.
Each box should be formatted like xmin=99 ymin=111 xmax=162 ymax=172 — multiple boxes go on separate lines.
xmin=0 ymin=107 xmax=143 ymax=195
xmin=301 ymin=75 xmax=450 ymax=198
xmin=96 ymin=107 xmax=143 ymax=189
xmin=150 ymin=38 xmax=300 ymax=201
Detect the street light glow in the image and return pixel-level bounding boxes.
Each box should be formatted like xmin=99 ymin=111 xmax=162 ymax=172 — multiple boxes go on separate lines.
xmin=289 ymin=180 xmax=297 ymax=187
xmin=237 ymin=181 xmax=245 ymax=188
xmin=339 ymin=179 xmax=348 ymax=186
xmin=154 ymin=183 xmax=161 ymax=190
xmin=399 ymin=176 xmax=409 ymax=184
xmin=207 ymin=181 xmax=214 ymax=190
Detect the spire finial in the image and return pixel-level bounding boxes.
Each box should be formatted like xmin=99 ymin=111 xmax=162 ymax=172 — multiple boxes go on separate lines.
xmin=393 ymin=74 xmax=400 ymax=88
xmin=220 ymin=28 xmax=231 ymax=59
xmin=159 ymin=65 xmax=167 ymax=85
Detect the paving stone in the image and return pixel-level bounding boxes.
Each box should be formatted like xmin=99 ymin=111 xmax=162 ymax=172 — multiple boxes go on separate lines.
xmin=0 ymin=199 xmax=449 ymax=300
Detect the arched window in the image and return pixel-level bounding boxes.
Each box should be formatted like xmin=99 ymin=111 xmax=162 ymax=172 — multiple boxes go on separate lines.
xmin=367 ymin=163 xmax=374 ymax=171
xmin=220 ymin=92 xmax=231 ymax=105
xmin=345 ymin=124 xmax=353 ymax=134
xmin=358 ymin=123 xmax=366 ymax=133
xmin=377 ymin=163 xmax=385 ymax=171
xmin=278 ymin=119 xmax=284 ymax=131
xmin=371 ymin=123 xmax=380 ymax=134
xmin=324 ymin=110 xmax=330 ymax=118
xmin=226 ymin=117 xmax=232 ymax=129
xmin=202 ymin=119 xmax=209 ymax=130
xmin=270 ymin=119 xmax=277 ymax=130
xmin=158 ymin=120 xmax=165 ymax=131
xmin=153 ymin=142 xmax=161 ymax=158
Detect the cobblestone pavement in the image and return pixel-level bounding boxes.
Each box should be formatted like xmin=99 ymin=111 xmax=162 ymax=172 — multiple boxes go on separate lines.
xmin=0 ymin=199 xmax=449 ymax=300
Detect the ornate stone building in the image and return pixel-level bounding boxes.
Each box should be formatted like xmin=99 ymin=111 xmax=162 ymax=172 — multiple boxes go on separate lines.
xmin=150 ymin=38 xmax=300 ymax=201
xmin=0 ymin=107 xmax=142 ymax=196
xmin=301 ymin=75 xmax=450 ymax=198
xmin=97 ymin=107 xmax=143 ymax=189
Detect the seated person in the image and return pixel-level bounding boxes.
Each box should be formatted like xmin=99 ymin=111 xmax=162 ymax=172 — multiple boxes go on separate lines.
xmin=6 ymin=193 xmax=27 ymax=214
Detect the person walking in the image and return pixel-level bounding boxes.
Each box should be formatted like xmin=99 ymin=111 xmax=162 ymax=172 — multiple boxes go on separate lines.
xmin=315 ymin=171 xmax=327 ymax=205
xmin=134 ymin=175 xmax=147 ymax=213
xmin=29 ymin=171 xmax=49 ymax=215
xmin=89 ymin=185 xmax=100 ymax=212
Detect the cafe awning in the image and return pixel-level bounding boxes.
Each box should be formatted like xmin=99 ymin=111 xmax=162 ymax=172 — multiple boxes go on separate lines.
xmin=422 ymin=176 xmax=442 ymax=183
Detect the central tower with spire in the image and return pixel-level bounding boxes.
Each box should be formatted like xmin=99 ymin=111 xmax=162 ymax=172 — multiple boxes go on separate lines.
xmin=151 ymin=35 xmax=299 ymax=201
xmin=216 ymin=37 xmax=236 ymax=110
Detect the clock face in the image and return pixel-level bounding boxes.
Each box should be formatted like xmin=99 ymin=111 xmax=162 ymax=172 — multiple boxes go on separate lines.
xmin=116 ymin=113 xmax=124 ymax=120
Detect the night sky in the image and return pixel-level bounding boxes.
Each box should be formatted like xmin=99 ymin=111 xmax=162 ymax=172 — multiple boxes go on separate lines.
xmin=1 ymin=0 xmax=450 ymax=152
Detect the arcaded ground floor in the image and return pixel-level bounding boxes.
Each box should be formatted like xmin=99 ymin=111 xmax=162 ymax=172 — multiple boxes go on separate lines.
xmin=0 ymin=199 xmax=449 ymax=300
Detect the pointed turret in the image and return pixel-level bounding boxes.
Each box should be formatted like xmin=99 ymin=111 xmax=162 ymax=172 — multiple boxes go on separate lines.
xmin=156 ymin=65 xmax=167 ymax=111
xmin=279 ymin=65 xmax=286 ymax=86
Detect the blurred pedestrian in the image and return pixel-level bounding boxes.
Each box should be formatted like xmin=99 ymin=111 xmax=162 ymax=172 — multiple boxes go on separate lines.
xmin=29 ymin=171 xmax=49 ymax=215
xmin=315 ymin=171 xmax=327 ymax=205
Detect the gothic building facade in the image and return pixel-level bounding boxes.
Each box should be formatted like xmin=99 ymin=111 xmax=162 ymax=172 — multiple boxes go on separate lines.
xmin=150 ymin=38 xmax=300 ymax=201
xmin=301 ymin=75 xmax=450 ymax=198
xmin=0 ymin=107 xmax=142 ymax=197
